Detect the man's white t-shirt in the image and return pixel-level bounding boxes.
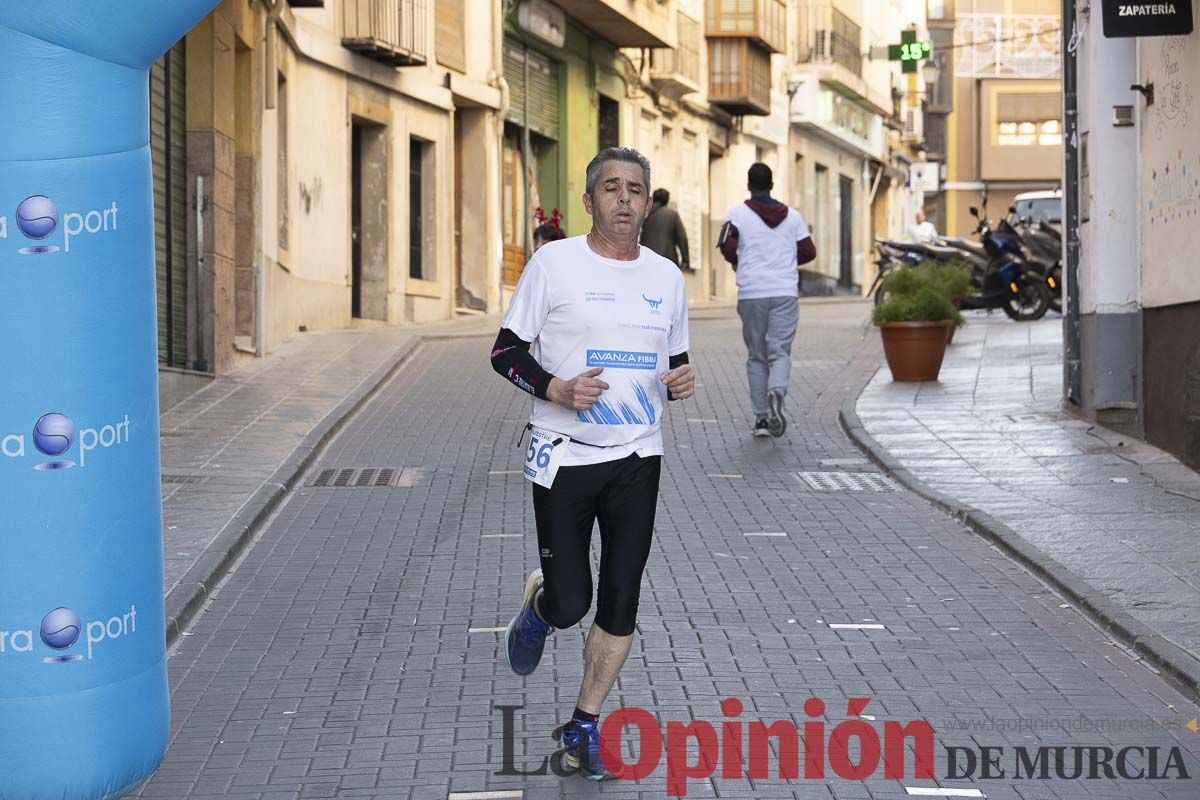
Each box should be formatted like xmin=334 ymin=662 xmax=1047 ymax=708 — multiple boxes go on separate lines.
xmin=725 ymin=202 xmax=811 ymax=300
xmin=909 ymin=220 xmax=938 ymax=242
xmin=502 ymin=235 xmax=689 ymax=466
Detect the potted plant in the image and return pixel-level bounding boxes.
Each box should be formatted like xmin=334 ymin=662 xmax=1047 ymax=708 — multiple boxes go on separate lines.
xmin=923 ymin=261 xmax=973 ymax=342
xmin=872 ymin=285 xmax=963 ymax=382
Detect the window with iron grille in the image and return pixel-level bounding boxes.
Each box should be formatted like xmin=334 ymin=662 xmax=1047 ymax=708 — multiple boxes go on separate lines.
xmin=923 ymin=112 xmax=947 ymax=158
xmin=928 ymin=27 xmax=954 ymax=112
xmin=651 ymin=13 xmax=701 ymax=87
xmin=342 ymin=0 xmax=428 ymax=65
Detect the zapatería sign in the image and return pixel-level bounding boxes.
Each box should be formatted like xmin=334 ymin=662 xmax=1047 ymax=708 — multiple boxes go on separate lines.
xmin=1102 ymin=0 xmax=1193 ymax=37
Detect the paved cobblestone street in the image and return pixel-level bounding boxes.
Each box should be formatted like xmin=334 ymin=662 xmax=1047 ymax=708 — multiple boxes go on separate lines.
xmin=135 ymin=302 xmax=1199 ymax=799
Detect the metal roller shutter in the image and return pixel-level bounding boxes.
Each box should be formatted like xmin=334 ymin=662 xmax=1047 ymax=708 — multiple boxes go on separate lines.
xmin=503 ymin=40 xmax=559 ymax=140
xmin=150 ymin=42 xmax=189 ymax=368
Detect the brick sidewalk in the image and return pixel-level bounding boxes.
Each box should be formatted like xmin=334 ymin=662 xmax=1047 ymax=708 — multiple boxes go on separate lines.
xmin=136 ymin=303 xmax=1199 ymax=799
xmin=855 ymin=314 xmax=1200 ymax=691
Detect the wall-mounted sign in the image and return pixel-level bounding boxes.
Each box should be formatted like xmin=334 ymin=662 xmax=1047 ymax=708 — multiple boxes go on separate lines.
xmin=817 ymin=88 xmax=884 ymax=158
xmin=910 ymin=161 xmax=941 ymax=192
xmin=1102 ymin=0 xmax=1193 ymax=37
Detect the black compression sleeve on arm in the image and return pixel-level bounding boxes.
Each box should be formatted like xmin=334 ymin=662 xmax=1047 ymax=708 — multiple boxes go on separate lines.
xmin=490 ymin=328 xmax=554 ymax=400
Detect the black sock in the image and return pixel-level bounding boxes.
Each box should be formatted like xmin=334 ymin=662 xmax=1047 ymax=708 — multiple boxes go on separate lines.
xmin=572 ymin=706 xmax=599 ymax=724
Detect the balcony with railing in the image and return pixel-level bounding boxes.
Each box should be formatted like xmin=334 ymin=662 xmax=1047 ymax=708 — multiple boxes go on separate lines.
xmin=708 ymin=37 xmax=772 ymax=116
xmin=793 ymin=1 xmax=891 ymax=115
xmin=706 ymin=0 xmax=788 ymax=53
xmin=800 ymin=5 xmax=861 ymax=75
xmin=342 ymin=0 xmax=428 ymax=66
xmin=650 ymin=11 xmax=702 ymax=98
xmin=551 ymin=0 xmax=674 ymax=48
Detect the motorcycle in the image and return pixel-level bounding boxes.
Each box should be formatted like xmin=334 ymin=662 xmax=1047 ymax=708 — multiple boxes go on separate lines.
xmin=1005 ymin=208 xmax=1062 ymax=313
xmin=959 ymin=206 xmax=1051 ymax=321
xmin=869 ymin=208 xmax=1051 ymax=322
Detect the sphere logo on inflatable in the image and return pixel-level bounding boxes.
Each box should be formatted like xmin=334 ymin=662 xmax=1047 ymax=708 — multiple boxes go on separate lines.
xmin=33 ymin=412 xmax=76 ymax=470
xmin=15 ymin=194 xmax=61 ymax=255
xmin=41 ymin=607 xmax=84 ymax=664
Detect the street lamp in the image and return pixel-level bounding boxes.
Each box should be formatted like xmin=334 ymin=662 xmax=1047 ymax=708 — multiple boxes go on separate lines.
xmin=921 ymin=55 xmax=941 ymax=89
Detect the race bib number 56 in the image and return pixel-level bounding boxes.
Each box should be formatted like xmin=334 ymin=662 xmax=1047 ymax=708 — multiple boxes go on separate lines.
xmin=524 ymin=426 xmax=570 ymax=489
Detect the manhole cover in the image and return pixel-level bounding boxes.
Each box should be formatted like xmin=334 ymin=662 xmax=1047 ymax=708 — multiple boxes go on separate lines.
xmin=311 ymin=467 xmax=406 ymax=488
xmin=797 ymin=471 xmax=900 ymax=492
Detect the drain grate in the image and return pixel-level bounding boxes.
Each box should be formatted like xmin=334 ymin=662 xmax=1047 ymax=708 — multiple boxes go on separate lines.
xmin=163 ymin=474 xmax=207 ymax=485
xmin=797 ymin=471 xmax=900 ymax=492
xmin=311 ymin=467 xmax=405 ymax=488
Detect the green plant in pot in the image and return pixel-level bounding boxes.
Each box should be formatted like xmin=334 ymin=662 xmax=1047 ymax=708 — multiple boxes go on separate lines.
xmin=872 ymin=284 xmax=963 ymax=382
xmin=924 ymin=260 xmax=973 ymax=305
xmin=922 ymin=261 xmax=972 ymax=342
xmin=878 ymin=262 xmax=971 ymax=343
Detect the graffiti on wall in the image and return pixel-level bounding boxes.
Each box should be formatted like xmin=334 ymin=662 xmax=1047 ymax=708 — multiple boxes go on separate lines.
xmin=1146 ymin=39 xmax=1198 ymax=226
xmin=1147 ymin=149 xmax=1199 ymax=225
xmin=1154 ymin=38 xmax=1193 ymax=141
xmin=1141 ymin=37 xmax=1200 ymax=307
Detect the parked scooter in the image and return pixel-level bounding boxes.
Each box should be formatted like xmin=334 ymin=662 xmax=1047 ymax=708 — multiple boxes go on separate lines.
xmin=869 ymin=208 xmax=1051 ymax=321
xmin=1005 ymin=206 xmax=1063 ymax=313
xmin=869 ymin=238 xmax=972 ymax=304
xmin=958 ymin=206 xmax=1051 ymax=321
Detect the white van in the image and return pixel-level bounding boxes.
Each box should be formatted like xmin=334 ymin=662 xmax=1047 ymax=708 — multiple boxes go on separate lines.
xmin=1010 ymin=189 xmax=1062 ymax=226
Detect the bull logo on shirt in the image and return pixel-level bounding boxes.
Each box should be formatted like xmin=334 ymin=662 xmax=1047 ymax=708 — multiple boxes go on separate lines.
xmin=642 ymin=294 xmax=663 ymax=313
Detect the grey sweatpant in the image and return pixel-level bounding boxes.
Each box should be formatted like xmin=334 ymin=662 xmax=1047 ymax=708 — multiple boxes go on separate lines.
xmin=737 ymin=296 xmax=799 ymax=418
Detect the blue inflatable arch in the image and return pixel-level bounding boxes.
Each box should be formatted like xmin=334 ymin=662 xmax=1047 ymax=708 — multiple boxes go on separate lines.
xmin=0 ymin=2 xmax=219 ymax=797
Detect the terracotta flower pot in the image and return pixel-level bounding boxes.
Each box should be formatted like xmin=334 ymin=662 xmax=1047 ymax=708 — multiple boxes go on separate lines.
xmin=879 ymin=321 xmax=953 ymax=381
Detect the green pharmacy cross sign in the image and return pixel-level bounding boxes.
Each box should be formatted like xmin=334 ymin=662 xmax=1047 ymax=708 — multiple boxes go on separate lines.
xmin=888 ymin=29 xmax=932 ymax=74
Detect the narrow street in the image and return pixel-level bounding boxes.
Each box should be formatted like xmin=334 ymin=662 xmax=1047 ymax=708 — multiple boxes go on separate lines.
xmin=134 ymin=302 xmax=1199 ymax=800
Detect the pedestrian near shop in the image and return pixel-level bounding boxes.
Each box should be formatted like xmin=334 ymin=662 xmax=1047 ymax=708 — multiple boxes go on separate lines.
xmin=639 ymin=188 xmax=690 ymax=270
xmin=909 ymin=210 xmax=938 ymax=242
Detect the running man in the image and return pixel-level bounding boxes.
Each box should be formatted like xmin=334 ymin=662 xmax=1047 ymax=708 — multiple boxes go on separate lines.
xmin=718 ymin=162 xmax=816 ymax=438
xmin=489 ymin=147 xmax=694 ymax=780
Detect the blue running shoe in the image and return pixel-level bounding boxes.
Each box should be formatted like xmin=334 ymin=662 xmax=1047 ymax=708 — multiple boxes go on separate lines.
xmin=504 ymin=568 xmax=553 ymax=676
xmin=562 ymin=718 xmax=618 ymax=781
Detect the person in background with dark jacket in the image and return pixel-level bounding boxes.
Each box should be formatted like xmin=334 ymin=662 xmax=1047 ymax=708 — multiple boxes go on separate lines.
xmin=640 ymin=188 xmax=690 ymax=270
xmin=718 ymin=163 xmax=817 ymax=438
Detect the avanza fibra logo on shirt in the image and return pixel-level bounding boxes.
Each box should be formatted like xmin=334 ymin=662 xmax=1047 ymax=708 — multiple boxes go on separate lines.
xmin=586 ymin=350 xmax=658 ymax=370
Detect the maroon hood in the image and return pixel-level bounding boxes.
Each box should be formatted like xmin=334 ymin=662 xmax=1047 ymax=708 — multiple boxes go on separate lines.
xmin=745 ymin=197 xmax=788 ymax=228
